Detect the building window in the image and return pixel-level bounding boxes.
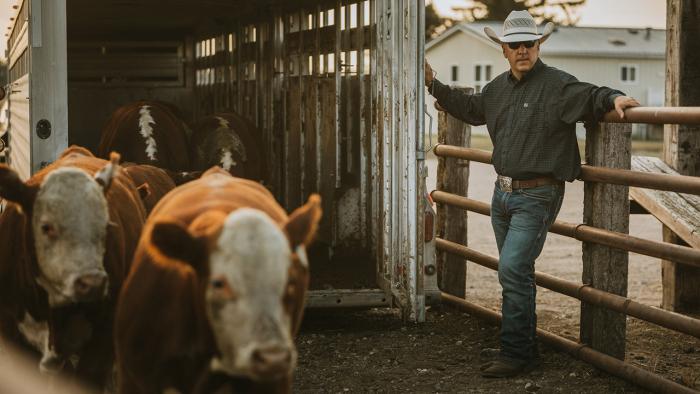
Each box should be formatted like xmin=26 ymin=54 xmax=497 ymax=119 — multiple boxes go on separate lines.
xmin=450 ymin=65 xmax=459 ymax=84
xmin=474 ymin=63 xmax=492 ymax=93
xmin=620 ymin=64 xmax=638 ymax=84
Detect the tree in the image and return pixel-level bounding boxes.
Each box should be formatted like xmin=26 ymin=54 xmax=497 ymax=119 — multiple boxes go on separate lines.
xmin=452 ymin=0 xmax=586 ymax=26
xmin=425 ymin=3 xmax=455 ymax=40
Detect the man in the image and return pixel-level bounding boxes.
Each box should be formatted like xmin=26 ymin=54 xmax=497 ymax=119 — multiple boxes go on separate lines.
xmin=425 ymin=10 xmax=640 ymax=378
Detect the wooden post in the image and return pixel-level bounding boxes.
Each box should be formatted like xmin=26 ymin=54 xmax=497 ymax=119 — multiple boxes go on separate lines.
xmin=435 ymin=89 xmax=471 ymax=298
xmin=580 ymin=122 xmax=631 ymax=360
xmin=661 ymin=0 xmax=700 ymax=313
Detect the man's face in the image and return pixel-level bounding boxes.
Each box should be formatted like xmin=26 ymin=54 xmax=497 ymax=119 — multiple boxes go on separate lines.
xmin=502 ymin=40 xmax=540 ymax=76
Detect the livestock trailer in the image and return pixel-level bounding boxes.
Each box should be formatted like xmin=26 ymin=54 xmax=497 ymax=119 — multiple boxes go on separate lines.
xmin=3 ymin=0 xmax=437 ymax=321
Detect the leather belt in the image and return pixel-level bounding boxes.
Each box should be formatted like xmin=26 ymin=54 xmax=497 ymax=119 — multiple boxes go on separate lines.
xmin=497 ymin=175 xmax=562 ymax=192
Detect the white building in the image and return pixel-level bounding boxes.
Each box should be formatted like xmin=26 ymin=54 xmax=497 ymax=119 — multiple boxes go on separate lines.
xmin=425 ymin=22 xmax=665 ymax=139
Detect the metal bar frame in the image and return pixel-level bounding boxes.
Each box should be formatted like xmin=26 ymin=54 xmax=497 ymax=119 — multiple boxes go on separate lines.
xmin=433 ymin=145 xmax=700 ymax=195
xmin=430 ymin=191 xmax=700 ymax=268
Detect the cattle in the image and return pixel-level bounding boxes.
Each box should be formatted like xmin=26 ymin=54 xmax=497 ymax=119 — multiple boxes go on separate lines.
xmin=190 ymin=112 xmax=263 ymax=182
xmin=0 ymin=146 xmax=167 ymax=391
xmin=98 ymin=100 xmax=191 ymax=173
xmin=115 ymin=167 xmax=321 ymax=394
xmin=121 ymin=163 xmax=177 ymax=213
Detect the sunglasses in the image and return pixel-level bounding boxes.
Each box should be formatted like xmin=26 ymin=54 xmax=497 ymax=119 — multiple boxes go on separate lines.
xmin=507 ymin=40 xmax=537 ymax=50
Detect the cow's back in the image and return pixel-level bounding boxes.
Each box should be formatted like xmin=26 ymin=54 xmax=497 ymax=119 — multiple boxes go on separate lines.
xmin=190 ymin=112 xmax=263 ymax=182
xmin=122 ymin=163 xmax=177 ymax=214
xmin=98 ymin=101 xmax=190 ymax=172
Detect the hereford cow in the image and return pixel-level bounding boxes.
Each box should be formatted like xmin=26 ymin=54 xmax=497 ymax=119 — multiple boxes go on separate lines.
xmin=0 ymin=147 xmax=163 ymax=390
xmin=115 ymin=167 xmax=320 ymax=394
xmin=98 ymin=100 xmax=191 ymax=173
xmin=190 ymin=112 xmax=263 ymax=182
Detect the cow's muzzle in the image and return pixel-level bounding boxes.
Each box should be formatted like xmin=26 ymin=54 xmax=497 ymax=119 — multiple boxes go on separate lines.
xmin=249 ymin=345 xmax=293 ymax=380
xmin=72 ymin=272 xmax=108 ymax=301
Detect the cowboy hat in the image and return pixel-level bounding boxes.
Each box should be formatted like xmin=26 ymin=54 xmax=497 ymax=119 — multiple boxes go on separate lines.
xmin=484 ymin=10 xmax=554 ymax=44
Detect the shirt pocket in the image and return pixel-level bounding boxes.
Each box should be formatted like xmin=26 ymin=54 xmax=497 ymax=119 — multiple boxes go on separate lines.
xmin=516 ymin=101 xmax=546 ymax=134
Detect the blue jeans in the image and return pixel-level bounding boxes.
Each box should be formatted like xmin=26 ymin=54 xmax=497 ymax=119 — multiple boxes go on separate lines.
xmin=491 ymin=181 xmax=564 ymax=362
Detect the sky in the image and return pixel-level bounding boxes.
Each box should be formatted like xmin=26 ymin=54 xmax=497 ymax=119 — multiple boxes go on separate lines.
xmin=0 ymin=0 xmax=666 ymax=58
xmin=430 ymin=0 xmax=666 ymax=28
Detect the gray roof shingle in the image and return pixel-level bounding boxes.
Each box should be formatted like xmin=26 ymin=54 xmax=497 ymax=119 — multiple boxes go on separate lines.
xmin=430 ymin=22 xmax=665 ymax=59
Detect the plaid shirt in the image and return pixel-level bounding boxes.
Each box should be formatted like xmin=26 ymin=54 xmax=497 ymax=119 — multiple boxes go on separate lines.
xmin=429 ymin=59 xmax=624 ymax=181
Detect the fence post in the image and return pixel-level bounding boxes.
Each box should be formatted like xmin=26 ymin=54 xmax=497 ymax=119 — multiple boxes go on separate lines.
xmin=580 ymin=122 xmax=631 ymax=360
xmin=435 ymin=90 xmax=471 ymax=298
xmin=661 ymin=0 xmax=700 ymax=313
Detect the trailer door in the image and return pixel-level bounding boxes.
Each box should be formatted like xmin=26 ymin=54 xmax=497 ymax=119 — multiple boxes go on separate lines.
xmin=6 ymin=0 xmax=67 ymax=179
xmin=373 ymin=0 xmax=427 ymax=321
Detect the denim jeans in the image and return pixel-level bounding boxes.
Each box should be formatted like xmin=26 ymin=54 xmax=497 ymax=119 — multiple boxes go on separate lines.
xmin=491 ymin=181 xmax=564 ymax=362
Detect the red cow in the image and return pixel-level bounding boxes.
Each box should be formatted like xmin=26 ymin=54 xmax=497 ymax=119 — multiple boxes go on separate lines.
xmin=98 ymin=100 xmax=191 ymax=172
xmin=0 ymin=147 xmax=165 ymax=390
xmin=190 ymin=112 xmax=263 ymax=182
xmin=121 ymin=163 xmax=177 ymax=213
xmin=115 ymin=167 xmax=320 ymax=394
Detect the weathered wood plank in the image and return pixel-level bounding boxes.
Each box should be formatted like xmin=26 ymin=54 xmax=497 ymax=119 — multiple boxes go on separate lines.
xmin=435 ymin=93 xmax=471 ymax=298
xmin=630 ymin=156 xmax=700 ymax=249
xmin=662 ymin=0 xmax=700 ymax=312
xmin=580 ymin=122 xmax=631 ymax=360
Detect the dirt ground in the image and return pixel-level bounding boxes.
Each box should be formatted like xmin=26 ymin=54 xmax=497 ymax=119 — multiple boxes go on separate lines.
xmin=293 ymin=159 xmax=700 ymax=393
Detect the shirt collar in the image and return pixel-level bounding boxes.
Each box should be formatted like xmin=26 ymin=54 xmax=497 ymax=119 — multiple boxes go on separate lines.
xmin=508 ymin=58 xmax=545 ymax=84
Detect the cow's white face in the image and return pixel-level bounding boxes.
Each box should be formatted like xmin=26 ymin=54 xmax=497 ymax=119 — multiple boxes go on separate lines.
xmin=32 ymin=168 xmax=110 ymax=306
xmin=206 ymin=208 xmax=297 ymax=381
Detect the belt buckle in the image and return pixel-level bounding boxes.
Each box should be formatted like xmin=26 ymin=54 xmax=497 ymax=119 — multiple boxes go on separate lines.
xmin=498 ymin=175 xmax=513 ymax=192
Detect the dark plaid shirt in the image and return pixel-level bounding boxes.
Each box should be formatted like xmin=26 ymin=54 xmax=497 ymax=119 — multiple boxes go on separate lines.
xmin=430 ymin=59 xmax=624 ymax=181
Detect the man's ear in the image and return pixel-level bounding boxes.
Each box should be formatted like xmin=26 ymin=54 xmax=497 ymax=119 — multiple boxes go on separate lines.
xmin=150 ymin=220 xmax=208 ymax=272
xmin=0 ymin=164 xmax=38 ymax=213
xmin=284 ymin=194 xmax=322 ymax=249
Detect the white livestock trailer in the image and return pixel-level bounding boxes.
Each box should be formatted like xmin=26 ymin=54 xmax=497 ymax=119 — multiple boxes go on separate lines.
xmin=3 ymin=0 xmax=437 ymax=321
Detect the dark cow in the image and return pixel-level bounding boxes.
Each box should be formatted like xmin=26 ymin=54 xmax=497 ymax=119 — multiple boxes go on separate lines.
xmin=191 ymin=112 xmax=263 ymax=182
xmin=98 ymin=100 xmax=191 ymax=172
xmin=0 ymin=146 xmax=168 ymax=390
xmin=115 ymin=167 xmax=320 ymax=394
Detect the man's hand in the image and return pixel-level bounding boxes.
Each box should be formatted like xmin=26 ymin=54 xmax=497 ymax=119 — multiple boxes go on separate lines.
xmin=614 ymin=95 xmax=641 ymax=119
xmin=425 ymin=59 xmax=435 ymax=88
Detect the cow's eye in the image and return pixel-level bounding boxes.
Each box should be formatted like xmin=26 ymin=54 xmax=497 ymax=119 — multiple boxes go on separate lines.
xmin=40 ymin=223 xmax=56 ymax=238
xmin=211 ymin=278 xmax=226 ymax=289
xmin=210 ymin=276 xmax=237 ymax=300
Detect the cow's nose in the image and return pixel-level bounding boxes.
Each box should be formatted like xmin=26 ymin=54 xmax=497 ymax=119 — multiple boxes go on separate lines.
xmin=73 ymin=272 xmax=108 ymax=300
xmin=250 ymin=346 xmax=292 ymax=378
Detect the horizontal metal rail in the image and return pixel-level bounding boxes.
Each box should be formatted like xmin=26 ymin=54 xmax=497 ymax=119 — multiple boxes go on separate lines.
xmin=436 ymin=238 xmax=700 ymax=339
xmin=430 ymin=191 xmax=700 ymax=268
xmin=432 ymin=145 xmax=700 ymax=195
xmin=602 ymin=106 xmax=700 ymax=125
xmin=441 ymin=293 xmax=698 ymax=394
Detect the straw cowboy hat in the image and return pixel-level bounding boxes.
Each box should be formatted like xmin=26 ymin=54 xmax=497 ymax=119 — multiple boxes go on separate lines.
xmin=484 ymin=10 xmax=554 ymax=44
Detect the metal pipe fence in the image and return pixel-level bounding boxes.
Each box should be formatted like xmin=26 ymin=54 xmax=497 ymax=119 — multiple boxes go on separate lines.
xmin=430 ymin=191 xmax=700 ymax=268
xmin=442 ymin=293 xmax=698 ymax=394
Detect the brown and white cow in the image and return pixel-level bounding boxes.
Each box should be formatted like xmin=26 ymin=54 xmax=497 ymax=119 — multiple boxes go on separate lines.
xmin=0 ymin=146 xmax=168 ymax=390
xmin=115 ymin=167 xmax=320 ymax=394
xmin=98 ymin=100 xmax=191 ymax=173
xmin=190 ymin=112 xmax=263 ymax=182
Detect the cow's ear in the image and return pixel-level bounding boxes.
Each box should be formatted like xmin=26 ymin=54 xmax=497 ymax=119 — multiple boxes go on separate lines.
xmin=0 ymin=164 xmax=37 ymax=213
xmin=136 ymin=183 xmax=151 ymax=201
xmin=284 ymin=194 xmax=322 ymax=249
xmin=151 ymin=220 xmax=208 ymax=270
xmin=94 ymin=152 xmax=121 ymax=194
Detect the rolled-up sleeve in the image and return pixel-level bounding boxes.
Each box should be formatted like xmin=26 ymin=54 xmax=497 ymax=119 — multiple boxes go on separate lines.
xmin=429 ymin=79 xmax=487 ymax=126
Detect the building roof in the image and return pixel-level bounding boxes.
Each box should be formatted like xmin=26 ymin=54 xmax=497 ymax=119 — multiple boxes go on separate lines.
xmin=427 ymin=22 xmax=665 ymax=60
